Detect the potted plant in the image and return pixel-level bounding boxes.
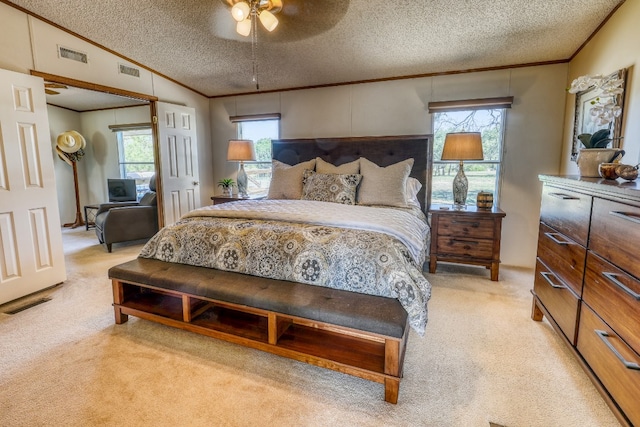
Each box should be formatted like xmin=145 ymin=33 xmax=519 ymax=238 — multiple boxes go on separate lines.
xmin=568 ymin=73 xmax=625 ymax=177
xmin=217 ymin=178 xmax=235 ymax=196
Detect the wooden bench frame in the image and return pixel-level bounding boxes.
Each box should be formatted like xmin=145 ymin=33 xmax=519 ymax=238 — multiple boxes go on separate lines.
xmin=111 ymin=276 xmax=409 ymax=403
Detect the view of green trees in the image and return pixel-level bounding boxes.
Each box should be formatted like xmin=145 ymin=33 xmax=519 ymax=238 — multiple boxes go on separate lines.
xmin=432 ymin=109 xmax=504 ymax=205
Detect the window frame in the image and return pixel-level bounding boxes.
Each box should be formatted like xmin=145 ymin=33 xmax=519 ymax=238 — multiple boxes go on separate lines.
xmin=428 ymin=97 xmax=512 ymax=206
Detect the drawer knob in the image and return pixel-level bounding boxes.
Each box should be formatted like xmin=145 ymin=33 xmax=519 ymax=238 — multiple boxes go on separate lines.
xmin=602 ymin=272 xmax=640 ymax=301
xmin=540 ymin=271 xmax=566 ymax=289
xmin=595 ymin=330 xmax=640 ymax=371
xmin=609 ymin=210 xmax=640 ymax=225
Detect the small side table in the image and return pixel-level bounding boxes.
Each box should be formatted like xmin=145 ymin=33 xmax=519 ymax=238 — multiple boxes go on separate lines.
xmin=211 ymin=194 xmax=265 ymax=205
xmin=84 ymin=204 xmax=100 ymax=230
xmin=429 ymin=204 xmax=506 ymax=281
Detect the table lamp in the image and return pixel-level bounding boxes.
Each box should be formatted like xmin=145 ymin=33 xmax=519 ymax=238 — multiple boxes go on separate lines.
xmin=441 ymin=132 xmax=484 ymax=207
xmin=227 ymin=139 xmax=256 ymax=197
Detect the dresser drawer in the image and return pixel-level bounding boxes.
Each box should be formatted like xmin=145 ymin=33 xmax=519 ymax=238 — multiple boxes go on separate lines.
xmin=590 ymin=198 xmax=640 ymax=280
xmin=533 ymin=258 xmax=580 ymax=344
xmin=536 ymin=223 xmax=586 ymax=296
xmin=578 ymin=305 xmax=640 ymax=426
xmin=583 ymin=251 xmax=640 ymax=356
xmin=540 ymin=185 xmax=591 ymax=247
xmin=436 ymin=216 xmax=496 ymax=239
xmin=435 ymin=235 xmax=494 ymax=259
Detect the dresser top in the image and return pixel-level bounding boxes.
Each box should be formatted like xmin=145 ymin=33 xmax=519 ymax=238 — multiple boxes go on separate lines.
xmin=540 ymin=175 xmax=640 ymax=204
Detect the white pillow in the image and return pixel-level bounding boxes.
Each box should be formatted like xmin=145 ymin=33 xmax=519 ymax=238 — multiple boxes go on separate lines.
xmin=357 ymin=157 xmax=414 ymax=207
xmin=315 ymin=157 xmax=360 ymax=174
xmin=405 ymin=177 xmax=422 ymax=209
xmin=267 ymin=159 xmax=317 ymax=199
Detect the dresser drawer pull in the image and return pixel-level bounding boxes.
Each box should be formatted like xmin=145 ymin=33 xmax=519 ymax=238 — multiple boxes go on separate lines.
xmin=544 ymin=232 xmax=574 ymax=246
xmin=548 ymin=192 xmax=579 ymax=200
xmin=595 ymin=330 xmax=640 ymax=370
xmin=450 ymin=220 xmax=480 ymax=227
xmin=609 ymin=210 xmax=640 ymax=225
xmin=540 ymin=271 xmax=565 ymax=289
xmin=602 ymin=272 xmax=640 ymax=301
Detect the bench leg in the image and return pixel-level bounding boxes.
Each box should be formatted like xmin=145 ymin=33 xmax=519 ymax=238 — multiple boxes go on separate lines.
xmin=114 ymin=305 xmax=128 ymax=324
xmin=384 ymin=378 xmax=399 ymax=403
xmin=112 ymin=279 xmax=129 ymax=324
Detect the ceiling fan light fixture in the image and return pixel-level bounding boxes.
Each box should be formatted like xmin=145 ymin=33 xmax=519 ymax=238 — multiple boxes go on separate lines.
xmin=259 ymin=10 xmax=278 ymax=32
xmin=231 ymin=1 xmax=250 ymax=22
xmin=236 ymin=17 xmax=252 ymax=36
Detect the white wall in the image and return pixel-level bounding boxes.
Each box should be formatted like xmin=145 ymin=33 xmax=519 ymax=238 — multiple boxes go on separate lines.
xmin=210 ymin=64 xmax=569 ymax=268
xmin=561 ymin=0 xmax=640 ymax=173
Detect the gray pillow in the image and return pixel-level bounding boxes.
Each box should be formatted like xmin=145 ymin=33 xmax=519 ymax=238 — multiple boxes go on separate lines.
xmin=315 ymin=157 xmax=360 ymax=174
xmin=358 ymin=157 xmax=414 ymax=207
xmin=267 ymin=159 xmax=317 ymax=199
xmin=301 ymin=170 xmax=362 ymax=205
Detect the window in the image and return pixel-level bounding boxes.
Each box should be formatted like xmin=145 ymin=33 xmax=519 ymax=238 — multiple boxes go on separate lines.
xmin=115 ymin=128 xmax=154 ymax=200
xmin=235 ymin=117 xmax=280 ymax=195
xmin=429 ymin=98 xmax=511 ymax=206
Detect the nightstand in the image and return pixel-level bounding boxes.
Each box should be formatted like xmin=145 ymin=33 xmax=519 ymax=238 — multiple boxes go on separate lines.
xmin=429 ymin=204 xmax=506 ymax=281
xmin=211 ymin=194 xmax=265 ymax=205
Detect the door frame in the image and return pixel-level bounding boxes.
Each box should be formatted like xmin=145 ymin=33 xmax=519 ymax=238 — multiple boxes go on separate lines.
xmin=29 ymin=70 xmax=165 ymax=228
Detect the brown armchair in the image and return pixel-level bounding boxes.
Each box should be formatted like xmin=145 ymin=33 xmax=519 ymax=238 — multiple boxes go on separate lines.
xmin=94 ymin=176 xmax=158 ymax=252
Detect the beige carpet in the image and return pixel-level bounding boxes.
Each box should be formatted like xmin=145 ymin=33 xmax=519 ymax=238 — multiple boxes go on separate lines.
xmin=0 ymin=227 xmax=620 ymax=427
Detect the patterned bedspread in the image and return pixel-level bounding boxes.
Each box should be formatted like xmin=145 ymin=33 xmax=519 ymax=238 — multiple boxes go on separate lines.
xmin=139 ymin=200 xmax=432 ymax=335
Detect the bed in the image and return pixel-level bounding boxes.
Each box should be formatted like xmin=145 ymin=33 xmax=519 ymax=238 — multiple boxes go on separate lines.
xmin=109 ymin=134 xmax=433 ymax=403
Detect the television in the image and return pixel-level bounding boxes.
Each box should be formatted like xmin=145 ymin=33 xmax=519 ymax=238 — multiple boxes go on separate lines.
xmin=107 ymin=178 xmax=137 ymax=202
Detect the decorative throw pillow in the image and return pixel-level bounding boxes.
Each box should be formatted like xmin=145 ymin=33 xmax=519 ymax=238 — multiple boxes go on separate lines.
xmin=315 ymin=157 xmax=360 ymax=174
xmin=267 ymin=159 xmax=317 ymax=199
xmin=301 ymin=170 xmax=362 ymax=205
xmin=357 ymin=157 xmax=414 ymax=207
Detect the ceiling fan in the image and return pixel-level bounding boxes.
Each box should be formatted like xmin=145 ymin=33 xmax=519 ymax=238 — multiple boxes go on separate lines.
xmin=44 ymin=82 xmax=68 ymax=95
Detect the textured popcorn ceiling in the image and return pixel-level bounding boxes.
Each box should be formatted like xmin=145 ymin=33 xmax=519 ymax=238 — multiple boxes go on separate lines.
xmin=8 ymin=0 xmax=624 ymax=97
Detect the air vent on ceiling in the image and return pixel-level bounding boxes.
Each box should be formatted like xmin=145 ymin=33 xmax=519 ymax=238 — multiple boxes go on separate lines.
xmin=118 ymin=63 xmax=141 ymax=78
xmin=58 ymin=46 xmax=88 ymax=64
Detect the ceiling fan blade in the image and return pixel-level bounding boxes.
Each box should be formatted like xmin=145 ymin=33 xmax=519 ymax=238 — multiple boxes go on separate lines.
xmin=45 ymin=89 xmax=60 ymax=95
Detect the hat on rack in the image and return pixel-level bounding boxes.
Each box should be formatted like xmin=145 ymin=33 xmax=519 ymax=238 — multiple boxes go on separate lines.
xmin=56 ymin=130 xmax=86 ymax=153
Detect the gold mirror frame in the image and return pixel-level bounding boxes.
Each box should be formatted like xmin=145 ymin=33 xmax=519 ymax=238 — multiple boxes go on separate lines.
xmin=571 ymin=68 xmax=627 ymax=161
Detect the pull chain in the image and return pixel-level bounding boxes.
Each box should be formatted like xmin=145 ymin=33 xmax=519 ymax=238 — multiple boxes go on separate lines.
xmin=251 ymin=3 xmax=259 ymax=91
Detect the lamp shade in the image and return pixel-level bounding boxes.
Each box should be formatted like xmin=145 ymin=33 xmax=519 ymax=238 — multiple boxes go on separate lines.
xmin=236 ymin=18 xmax=252 ymax=36
xmin=227 ymin=139 xmax=256 ymax=161
xmin=441 ymin=132 xmax=484 ymax=161
xmin=259 ymin=10 xmax=278 ymax=31
xmin=231 ymin=1 xmax=250 ymax=22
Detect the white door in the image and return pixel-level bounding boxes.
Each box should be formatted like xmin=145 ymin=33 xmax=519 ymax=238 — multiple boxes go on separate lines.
xmin=0 ymin=69 xmax=66 ymax=305
xmin=156 ymin=102 xmax=200 ymax=226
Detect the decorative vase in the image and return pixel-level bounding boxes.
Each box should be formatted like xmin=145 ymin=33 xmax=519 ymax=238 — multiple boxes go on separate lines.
xmin=225 ymin=187 xmax=233 ymax=196
xmin=576 ymin=148 xmax=625 ymax=178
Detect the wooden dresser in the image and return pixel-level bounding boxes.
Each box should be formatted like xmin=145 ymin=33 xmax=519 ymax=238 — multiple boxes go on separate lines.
xmin=532 ymin=175 xmax=640 ymax=427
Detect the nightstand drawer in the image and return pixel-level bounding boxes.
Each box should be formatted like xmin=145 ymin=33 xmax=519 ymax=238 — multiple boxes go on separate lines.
xmin=533 ymin=258 xmax=580 ymax=344
xmin=583 ymin=251 xmax=640 ymax=356
xmin=536 ymin=223 xmax=586 ymax=297
xmin=590 ymin=197 xmax=640 ymax=280
xmin=435 ymin=235 xmax=494 ymax=259
xmin=436 ymin=216 xmax=496 ymax=239
xmin=578 ymin=305 xmax=640 ymax=426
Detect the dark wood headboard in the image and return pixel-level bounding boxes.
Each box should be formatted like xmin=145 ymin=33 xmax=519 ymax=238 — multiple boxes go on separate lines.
xmin=272 ymin=135 xmax=433 ymax=212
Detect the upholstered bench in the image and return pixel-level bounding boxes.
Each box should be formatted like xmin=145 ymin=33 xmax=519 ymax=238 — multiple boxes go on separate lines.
xmin=109 ymin=258 xmax=410 ymax=403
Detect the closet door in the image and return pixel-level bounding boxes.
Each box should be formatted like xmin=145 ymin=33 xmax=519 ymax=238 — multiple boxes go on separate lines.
xmin=0 ymin=69 xmax=66 ymax=305
xmin=155 ymin=102 xmax=200 ymax=227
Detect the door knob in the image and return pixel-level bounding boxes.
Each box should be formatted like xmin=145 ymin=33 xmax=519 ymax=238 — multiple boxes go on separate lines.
xmin=193 ymin=181 xmax=199 ymax=186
